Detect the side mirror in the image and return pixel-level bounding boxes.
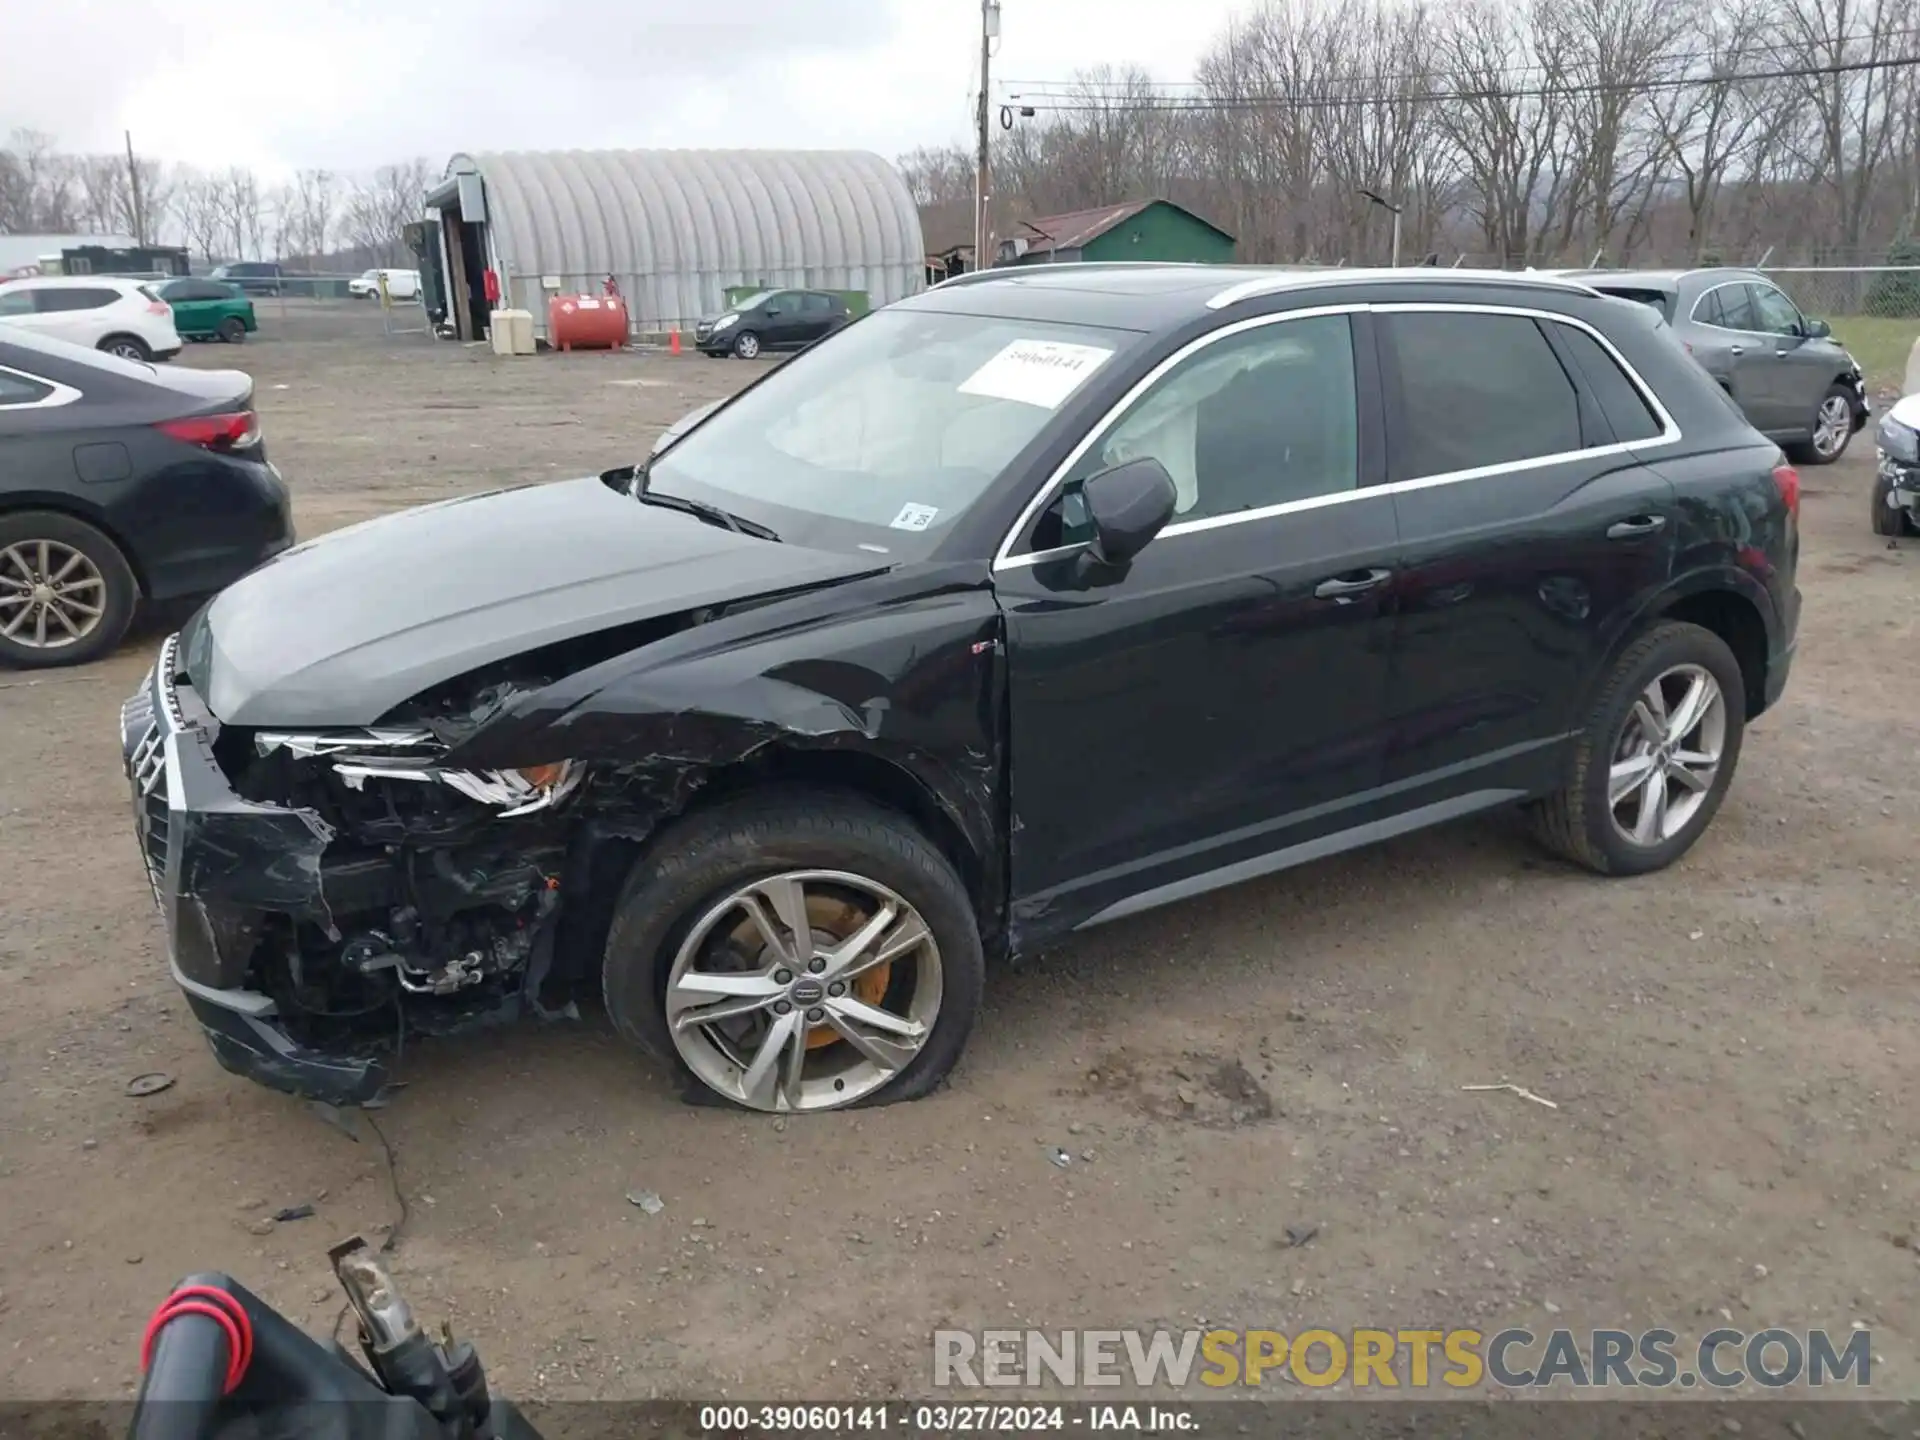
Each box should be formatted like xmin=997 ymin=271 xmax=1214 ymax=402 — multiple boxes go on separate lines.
xmin=1804 ymin=317 xmax=1832 ymax=340
xmin=1081 ymin=457 xmax=1178 ymax=567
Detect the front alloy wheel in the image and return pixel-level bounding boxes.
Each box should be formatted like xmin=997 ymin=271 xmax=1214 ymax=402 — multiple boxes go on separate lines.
xmin=603 ymin=789 xmax=984 ymax=1113
xmin=1797 ymin=384 xmax=1858 ymax=465
xmin=664 ymin=871 xmax=942 ymax=1111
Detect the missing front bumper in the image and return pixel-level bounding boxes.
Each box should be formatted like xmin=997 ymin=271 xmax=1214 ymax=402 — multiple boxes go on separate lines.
xmin=123 ymin=636 xmax=390 ymax=1106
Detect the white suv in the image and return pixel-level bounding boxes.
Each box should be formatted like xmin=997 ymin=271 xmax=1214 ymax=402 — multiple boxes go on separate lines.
xmin=0 ymin=277 xmax=184 ymax=362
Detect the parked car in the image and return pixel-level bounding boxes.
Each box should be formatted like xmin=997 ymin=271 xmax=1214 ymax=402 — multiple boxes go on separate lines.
xmin=694 ymin=289 xmax=852 ymax=358
xmin=0 ymin=327 xmax=292 ymax=667
xmin=155 ymin=277 xmax=256 ymax=344
xmin=1873 ymin=390 xmax=1920 ymax=536
xmin=208 ymin=262 xmax=285 ymax=297
xmin=1564 ymin=267 xmax=1870 ymax=464
xmin=348 ymin=268 xmax=421 ymax=301
xmin=120 ymin=264 xmax=1800 ymax=1116
xmin=0 ymin=277 xmax=183 ymax=362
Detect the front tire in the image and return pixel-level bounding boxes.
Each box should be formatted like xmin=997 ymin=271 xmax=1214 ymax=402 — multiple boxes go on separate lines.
xmin=1791 ymin=384 xmax=1859 ymax=466
xmin=1871 ymin=470 xmax=1919 ymax=536
xmin=732 ymin=329 xmax=761 ymax=359
xmin=0 ymin=511 xmax=138 ymax=668
xmin=603 ymin=789 xmax=984 ymax=1113
xmin=98 ymin=333 xmax=151 ymax=362
xmin=1529 ymin=621 xmax=1747 ymax=876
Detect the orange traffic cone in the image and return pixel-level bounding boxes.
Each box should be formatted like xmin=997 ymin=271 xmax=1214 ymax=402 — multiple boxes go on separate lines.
xmin=669 ymin=329 xmax=681 ymax=356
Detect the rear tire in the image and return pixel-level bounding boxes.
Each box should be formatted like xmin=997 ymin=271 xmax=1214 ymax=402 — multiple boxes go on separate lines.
xmin=1871 ymin=470 xmax=1919 ymax=536
xmin=1788 ymin=383 xmax=1858 ymax=466
xmin=216 ymin=316 xmax=246 ymax=344
xmin=1528 ymin=621 xmax=1747 ymax=876
xmin=0 ymin=510 xmax=138 ymax=669
xmin=98 ymin=333 xmax=151 ymax=362
xmin=603 ymin=788 xmax=984 ymax=1113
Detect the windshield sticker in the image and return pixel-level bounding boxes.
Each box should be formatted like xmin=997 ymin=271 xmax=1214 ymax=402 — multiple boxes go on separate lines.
xmin=890 ymin=503 xmax=940 ymax=532
xmin=958 ymin=340 xmax=1114 ymax=409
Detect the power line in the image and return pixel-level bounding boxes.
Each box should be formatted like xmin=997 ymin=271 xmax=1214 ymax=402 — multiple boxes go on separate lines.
xmin=1002 ymin=52 xmax=1920 ymax=114
xmin=997 ymin=23 xmax=1920 ymax=98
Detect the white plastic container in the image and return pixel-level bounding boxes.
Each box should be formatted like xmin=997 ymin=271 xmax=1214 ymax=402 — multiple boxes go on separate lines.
xmin=488 ymin=309 xmax=537 ymax=356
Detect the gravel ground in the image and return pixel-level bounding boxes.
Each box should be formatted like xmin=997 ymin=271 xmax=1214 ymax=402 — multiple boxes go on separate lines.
xmin=0 ymin=300 xmax=1915 ymax=1404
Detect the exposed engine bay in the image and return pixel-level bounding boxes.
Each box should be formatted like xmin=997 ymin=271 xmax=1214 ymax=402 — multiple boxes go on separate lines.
xmin=207 ymin=674 xmax=597 ymax=1054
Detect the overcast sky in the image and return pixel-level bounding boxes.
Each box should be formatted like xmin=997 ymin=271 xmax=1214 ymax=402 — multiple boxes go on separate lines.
xmin=4 ymin=0 xmax=1249 ymax=178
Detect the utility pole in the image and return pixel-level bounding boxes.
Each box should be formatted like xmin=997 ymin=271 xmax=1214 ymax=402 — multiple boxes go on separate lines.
xmin=125 ymin=130 xmax=145 ymax=246
xmin=1358 ymin=188 xmax=1402 ymax=267
xmin=974 ymin=0 xmax=1000 ymax=272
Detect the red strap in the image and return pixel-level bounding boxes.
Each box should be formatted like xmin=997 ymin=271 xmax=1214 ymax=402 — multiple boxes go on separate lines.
xmin=139 ymin=1285 xmax=254 ymax=1395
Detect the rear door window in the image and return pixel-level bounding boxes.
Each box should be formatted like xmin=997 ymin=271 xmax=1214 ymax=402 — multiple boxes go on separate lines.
xmin=1382 ymin=311 xmax=1582 ymax=479
xmin=34 ymin=287 xmax=118 ymax=313
xmin=803 ymin=293 xmax=833 ymax=314
xmin=1701 ymin=284 xmax=1759 ymax=332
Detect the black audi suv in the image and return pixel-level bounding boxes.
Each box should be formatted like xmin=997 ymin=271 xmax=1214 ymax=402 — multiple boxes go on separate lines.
xmin=120 ymin=264 xmax=1800 ymax=1116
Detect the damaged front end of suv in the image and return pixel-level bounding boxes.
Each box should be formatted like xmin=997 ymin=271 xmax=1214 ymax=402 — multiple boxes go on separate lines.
xmin=120 ymin=470 xmax=1008 ymax=1110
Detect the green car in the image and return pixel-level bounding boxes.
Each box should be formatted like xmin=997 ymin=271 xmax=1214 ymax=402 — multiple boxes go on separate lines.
xmin=155 ymin=277 xmax=257 ymax=344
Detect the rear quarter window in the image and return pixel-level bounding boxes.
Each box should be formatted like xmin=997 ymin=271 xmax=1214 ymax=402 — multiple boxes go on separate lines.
xmin=1553 ymin=323 xmax=1666 ymax=443
xmin=0 ymin=368 xmax=54 ymax=406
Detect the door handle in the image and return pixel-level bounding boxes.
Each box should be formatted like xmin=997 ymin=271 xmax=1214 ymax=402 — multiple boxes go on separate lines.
xmin=1314 ymin=568 xmax=1392 ymax=599
xmin=1728 ymin=344 xmax=1744 ymax=356
xmin=1606 ymin=515 xmax=1667 ymax=540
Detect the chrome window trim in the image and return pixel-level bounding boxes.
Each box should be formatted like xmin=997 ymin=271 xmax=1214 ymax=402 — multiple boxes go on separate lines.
xmin=0 ymin=364 xmax=81 ymax=411
xmin=1205 ymin=268 xmax=1603 ymax=311
xmin=991 ymin=300 xmax=1682 ymax=574
xmin=1688 ymin=278 xmax=1802 ymax=339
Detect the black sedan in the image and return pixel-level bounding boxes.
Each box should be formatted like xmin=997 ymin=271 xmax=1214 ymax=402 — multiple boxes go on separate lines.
xmin=0 ymin=327 xmax=293 ymax=667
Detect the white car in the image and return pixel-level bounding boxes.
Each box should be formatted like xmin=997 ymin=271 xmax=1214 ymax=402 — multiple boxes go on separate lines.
xmin=348 ymin=268 xmax=421 ymax=301
xmin=0 ymin=277 xmax=183 ymax=362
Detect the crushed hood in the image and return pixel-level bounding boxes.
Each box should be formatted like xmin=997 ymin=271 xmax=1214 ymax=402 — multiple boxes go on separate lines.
xmin=193 ymin=476 xmax=884 ymax=726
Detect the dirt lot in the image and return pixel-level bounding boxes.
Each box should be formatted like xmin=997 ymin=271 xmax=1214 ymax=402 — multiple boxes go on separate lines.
xmin=1 ymin=300 xmax=1915 ymax=1403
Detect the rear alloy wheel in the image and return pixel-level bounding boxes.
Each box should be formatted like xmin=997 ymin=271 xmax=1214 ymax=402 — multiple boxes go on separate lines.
xmin=0 ymin=512 xmax=138 ymax=668
xmin=1794 ymin=384 xmax=1858 ymax=465
xmin=99 ymin=334 xmax=151 ymax=362
xmin=1528 ymin=621 xmax=1746 ymax=875
xmin=217 ymin=316 xmax=247 ymax=344
xmin=731 ymin=329 xmax=761 ymax=359
xmin=603 ymin=790 xmax=984 ymax=1113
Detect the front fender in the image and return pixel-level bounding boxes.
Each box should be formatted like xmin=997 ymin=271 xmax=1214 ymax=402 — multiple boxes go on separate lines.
xmin=445 ymin=569 xmax=1008 ymax=893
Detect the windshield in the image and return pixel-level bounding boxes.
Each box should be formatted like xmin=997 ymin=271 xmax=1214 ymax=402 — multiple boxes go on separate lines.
xmin=646 ymin=308 xmax=1140 ymax=556
xmin=728 ymin=291 xmax=774 ymax=312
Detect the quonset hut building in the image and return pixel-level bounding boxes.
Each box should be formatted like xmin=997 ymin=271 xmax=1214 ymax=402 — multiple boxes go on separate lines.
xmin=417 ymin=148 xmax=925 ymax=342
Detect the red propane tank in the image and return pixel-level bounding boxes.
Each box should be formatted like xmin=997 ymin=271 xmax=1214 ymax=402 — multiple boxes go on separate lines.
xmin=547 ymin=293 xmax=629 ymax=351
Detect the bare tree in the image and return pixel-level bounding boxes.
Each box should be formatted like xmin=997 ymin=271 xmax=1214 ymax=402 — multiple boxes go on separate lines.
xmin=171 ymin=167 xmax=227 ymax=262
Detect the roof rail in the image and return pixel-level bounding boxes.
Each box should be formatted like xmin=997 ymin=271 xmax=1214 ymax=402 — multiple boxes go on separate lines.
xmin=1205 ymin=267 xmax=1604 ymax=310
xmin=925 ymin=259 xmax=1220 ymax=292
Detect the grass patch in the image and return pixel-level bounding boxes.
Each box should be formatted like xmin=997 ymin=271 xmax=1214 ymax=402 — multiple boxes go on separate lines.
xmin=1827 ymin=314 xmax=1919 ymax=394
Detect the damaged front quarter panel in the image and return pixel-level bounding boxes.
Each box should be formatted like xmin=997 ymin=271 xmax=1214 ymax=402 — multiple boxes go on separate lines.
xmin=441 ymin=564 xmax=1012 ymax=947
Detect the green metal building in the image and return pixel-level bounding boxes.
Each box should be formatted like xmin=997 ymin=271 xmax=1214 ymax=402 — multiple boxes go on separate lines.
xmin=996 ymin=200 xmax=1235 ymax=267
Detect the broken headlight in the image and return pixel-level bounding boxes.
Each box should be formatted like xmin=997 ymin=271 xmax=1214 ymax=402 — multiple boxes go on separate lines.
xmin=1879 ymin=415 xmax=1919 ymax=465
xmin=252 ymin=729 xmax=582 ymax=818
